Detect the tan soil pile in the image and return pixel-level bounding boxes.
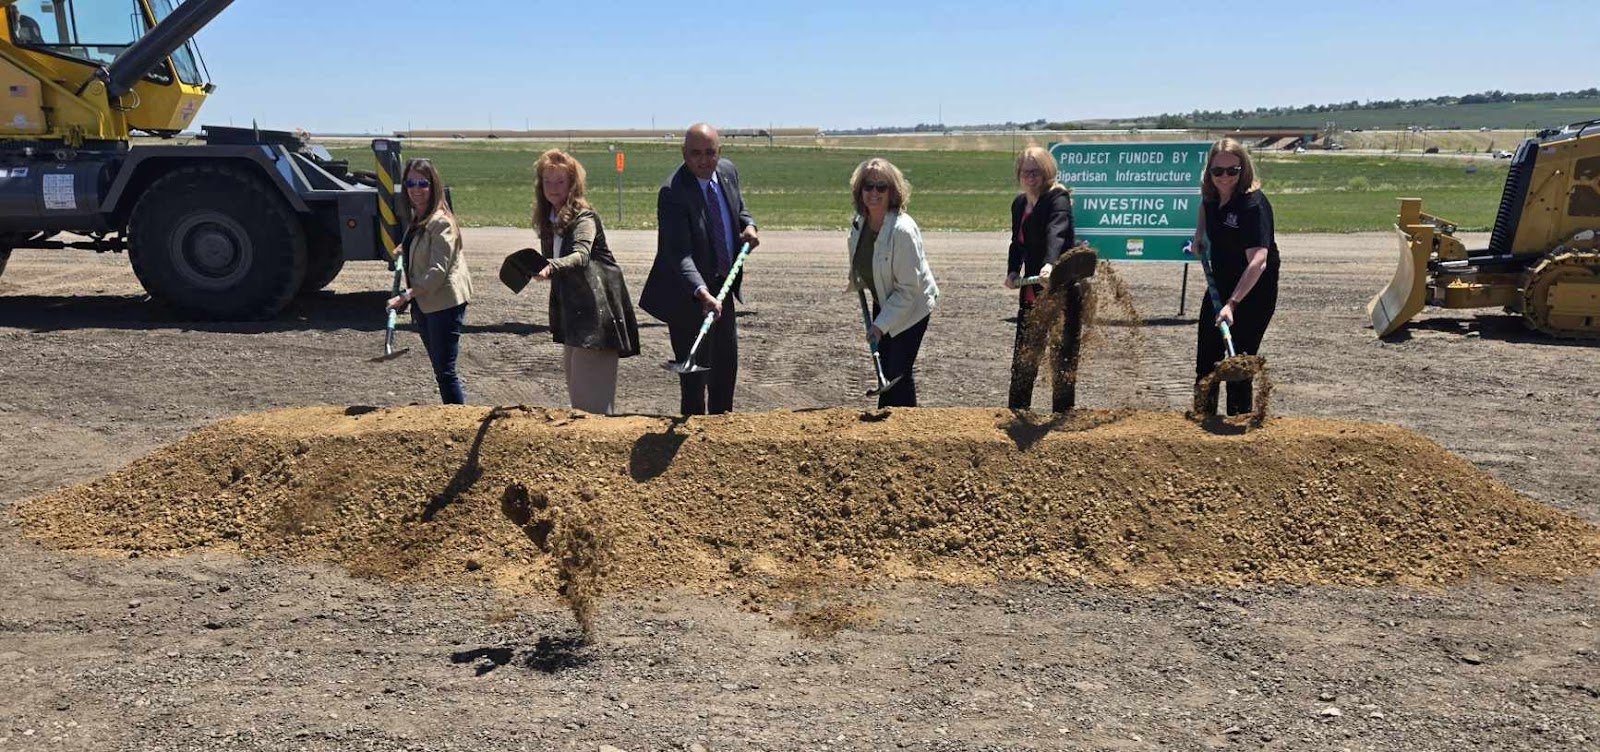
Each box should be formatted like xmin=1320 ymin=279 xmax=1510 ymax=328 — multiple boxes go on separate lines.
xmin=17 ymin=406 xmax=1600 ymax=593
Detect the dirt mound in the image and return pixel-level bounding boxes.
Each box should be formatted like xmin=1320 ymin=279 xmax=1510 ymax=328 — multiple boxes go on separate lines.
xmin=17 ymin=406 xmax=1600 ymax=594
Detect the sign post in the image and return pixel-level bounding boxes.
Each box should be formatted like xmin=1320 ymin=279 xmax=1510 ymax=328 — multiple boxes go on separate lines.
xmin=1050 ymin=141 xmax=1210 ymax=314
xmin=611 ymin=147 xmax=626 ymax=225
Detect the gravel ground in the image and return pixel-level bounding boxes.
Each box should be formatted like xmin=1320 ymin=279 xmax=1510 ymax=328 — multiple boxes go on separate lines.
xmin=1 ymin=230 xmax=1596 ymax=751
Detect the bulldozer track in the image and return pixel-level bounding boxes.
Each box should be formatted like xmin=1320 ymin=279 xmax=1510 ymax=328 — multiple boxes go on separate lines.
xmin=1522 ymin=233 xmax=1600 ymax=338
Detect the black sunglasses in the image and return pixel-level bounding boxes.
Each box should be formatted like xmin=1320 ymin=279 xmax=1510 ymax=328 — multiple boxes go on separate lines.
xmin=862 ymin=182 xmax=891 ymax=194
xmin=1208 ymin=166 xmax=1242 ymax=178
xmin=403 ymin=179 xmax=432 ymax=189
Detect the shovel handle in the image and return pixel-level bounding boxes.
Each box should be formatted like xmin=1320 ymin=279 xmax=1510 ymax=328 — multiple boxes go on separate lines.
xmin=1193 ymin=234 xmax=1238 ymax=358
xmin=711 ymin=242 xmax=753 ymax=305
xmin=855 ymin=287 xmax=880 ymax=353
xmin=673 ymin=243 xmax=753 ymax=370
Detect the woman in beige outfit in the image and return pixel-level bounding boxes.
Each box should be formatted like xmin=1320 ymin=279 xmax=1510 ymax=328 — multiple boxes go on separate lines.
xmin=529 ymin=150 xmax=640 ymax=414
xmin=385 ymin=158 xmax=472 ymax=404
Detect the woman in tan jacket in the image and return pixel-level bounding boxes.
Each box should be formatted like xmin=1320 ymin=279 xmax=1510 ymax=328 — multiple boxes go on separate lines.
xmin=385 ymin=158 xmax=472 ymax=404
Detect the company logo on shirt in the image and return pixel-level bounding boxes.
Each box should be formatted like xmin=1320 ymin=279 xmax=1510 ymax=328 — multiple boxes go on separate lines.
xmin=1223 ymin=213 xmax=1239 ymax=229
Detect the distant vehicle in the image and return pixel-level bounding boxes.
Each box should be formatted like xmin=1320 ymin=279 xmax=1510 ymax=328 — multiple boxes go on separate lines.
xmin=451 ymin=134 xmax=465 ymax=139
xmin=1328 ymin=143 xmax=1346 ymax=150
xmin=1479 ymin=126 xmax=1492 ymax=132
xmin=1293 ymin=146 xmax=1307 ymax=154
xmin=1424 ymin=146 xmax=1440 ymax=154
xmin=486 ymin=133 xmax=500 ymax=140
xmin=1493 ymin=149 xmax=1513 ymax=159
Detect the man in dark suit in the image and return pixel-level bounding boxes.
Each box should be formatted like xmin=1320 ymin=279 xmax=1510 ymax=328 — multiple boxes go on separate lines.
xmin=639 ymin=123 xmax=760 ymax=415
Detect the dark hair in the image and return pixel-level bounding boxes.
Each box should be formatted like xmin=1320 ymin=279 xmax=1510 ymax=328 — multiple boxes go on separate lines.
xmin=402 ymin=158 xmax=452 ymax=227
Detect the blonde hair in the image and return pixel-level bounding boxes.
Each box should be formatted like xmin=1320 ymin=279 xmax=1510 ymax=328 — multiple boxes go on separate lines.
xmin=532 ymin=149 xmax=591 ymax=240
xmin=849 ymin=157 xmax=911 ymax=218
xmin=1015 ymin=145 xmax=1060 ymax=186
xmin=1201 ymin=137 xmax=1262 ymax=203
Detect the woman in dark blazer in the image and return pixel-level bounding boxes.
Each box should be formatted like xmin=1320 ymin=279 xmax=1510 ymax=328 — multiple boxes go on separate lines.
xmin=1004 ymin=145 xmax=1076 ymax=411
xmin=529 ymin=149 xmax=640 ymax=414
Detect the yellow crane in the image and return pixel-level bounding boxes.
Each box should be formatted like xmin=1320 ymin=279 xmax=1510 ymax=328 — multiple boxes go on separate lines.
xmin=0 ymin=0 xmax=408 ymax=319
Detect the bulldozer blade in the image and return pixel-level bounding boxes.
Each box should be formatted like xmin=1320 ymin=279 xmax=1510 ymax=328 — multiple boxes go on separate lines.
xmin=1367 ymin=224 xmax=1432 ymax=337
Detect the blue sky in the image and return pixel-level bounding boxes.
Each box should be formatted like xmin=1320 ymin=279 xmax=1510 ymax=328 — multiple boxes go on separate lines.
xmin=189 ymin=0 xmax=1594 ymax=134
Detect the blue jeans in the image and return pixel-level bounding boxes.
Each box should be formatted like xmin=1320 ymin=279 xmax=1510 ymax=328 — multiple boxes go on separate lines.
xmin=412 ymin=302 xmax=467 ymax=404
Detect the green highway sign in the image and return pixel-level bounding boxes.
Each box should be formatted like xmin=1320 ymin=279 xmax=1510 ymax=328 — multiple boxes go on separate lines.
xmin=1050 ymin=141 xmax=1211 ymax=262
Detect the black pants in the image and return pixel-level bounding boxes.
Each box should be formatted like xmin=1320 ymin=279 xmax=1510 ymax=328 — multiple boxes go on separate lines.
xmin=667 ymin=293 xmax=738 ymax=415
xmin=876 ymin=312 xmax=929 ymax=408
xmin=1008 ymin=282 xmax=1086 ymax=413
xmin=1194 ymin=273 xmax=1277 ymax=415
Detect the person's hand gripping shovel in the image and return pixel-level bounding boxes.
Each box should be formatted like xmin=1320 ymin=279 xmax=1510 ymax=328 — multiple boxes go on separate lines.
xmin=856 ymin=287 xmax=902 ymax=397
xmin=372 ymin=254 xmax=411 ymax=363
xmin=663 ymin=242 xmax=753 ymax=374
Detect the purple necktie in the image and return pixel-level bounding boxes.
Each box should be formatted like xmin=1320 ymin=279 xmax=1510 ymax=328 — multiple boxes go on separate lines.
xmin=705 ymin=182 xmax=731 ymax=275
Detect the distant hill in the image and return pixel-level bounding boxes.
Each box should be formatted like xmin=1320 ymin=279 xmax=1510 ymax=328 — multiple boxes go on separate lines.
xmin=1189 ymin=97 xmax=1600 ymax=131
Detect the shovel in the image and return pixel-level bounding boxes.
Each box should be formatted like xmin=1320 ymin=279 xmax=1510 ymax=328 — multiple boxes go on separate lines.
xmin=370 ymin=254 xmax=411 ymax=363
xmin=856 ymin=287 xmax=902 ymax=397
xmin=1015 ymin=246 xmax=1099 ymax=288
xmin=664 ymin=242 xmax=753 ymax=374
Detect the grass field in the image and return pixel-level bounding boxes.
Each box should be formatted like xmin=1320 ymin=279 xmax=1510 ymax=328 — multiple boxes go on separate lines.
xmin=333 ymin=142 xmax=1512 ymax=233
xmin=1193 ymin=97 xmax=1600 ymax=131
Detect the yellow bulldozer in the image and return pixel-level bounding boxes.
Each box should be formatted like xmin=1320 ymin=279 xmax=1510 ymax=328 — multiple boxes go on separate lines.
xmin=0 ymin=0 xmax=412 ymax=319
xmin=1368 ymin=121 xmax=1600 ymax=338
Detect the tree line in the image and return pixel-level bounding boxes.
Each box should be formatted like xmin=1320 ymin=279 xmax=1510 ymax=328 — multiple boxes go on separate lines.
xmin=824 ymin=89 xmax=1600 ymax=135
xmin=1178 ymin=88 xmax=1600 ymax=125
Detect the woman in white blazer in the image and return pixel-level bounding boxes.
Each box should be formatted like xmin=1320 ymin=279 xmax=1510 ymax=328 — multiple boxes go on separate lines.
xmin=846 ymin=158 xmax=939 ymax=407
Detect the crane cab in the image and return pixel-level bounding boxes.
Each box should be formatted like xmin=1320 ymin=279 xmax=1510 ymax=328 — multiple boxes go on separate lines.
xmin=1 ymin=0 xmax=214 ymax=143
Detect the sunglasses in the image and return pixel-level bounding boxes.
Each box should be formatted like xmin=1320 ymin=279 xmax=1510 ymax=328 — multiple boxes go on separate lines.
xmin=1208 ymin=166 xmax=1242 ymax=178
xmin=403 ymin=179 xmax=432 ymax=189
xmin=1020 ymin=168 xmax=1043 ymax=178
xmin=862 ymin=182 xmax=891 ymax=194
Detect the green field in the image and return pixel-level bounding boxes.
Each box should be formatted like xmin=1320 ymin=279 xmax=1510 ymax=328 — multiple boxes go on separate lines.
xmin=334 ymin=142 xmax=1512 ymax=233
xmin=1193 ymin=97 xmax=1600 ymax=131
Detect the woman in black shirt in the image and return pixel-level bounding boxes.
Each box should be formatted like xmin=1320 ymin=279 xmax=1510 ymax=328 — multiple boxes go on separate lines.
xmin=1193 ymin=138 xmax=1279 ymax=416
xmin=1005 ymin=145 xmax=1076 ymax=411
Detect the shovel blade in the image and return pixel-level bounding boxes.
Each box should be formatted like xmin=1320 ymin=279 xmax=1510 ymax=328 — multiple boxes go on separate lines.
xmin=369 ymin=347 xmax=411 ymax=363
xmin=1213 ymin=354 xmax=1265 ymax=383
xmin=663 ymin=359 xmax=709 ymax=374
xmin=865 ymin=374 xmax=903 ymax=397
xmin=1050 ymin=247 xmax=1099 ymax=287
